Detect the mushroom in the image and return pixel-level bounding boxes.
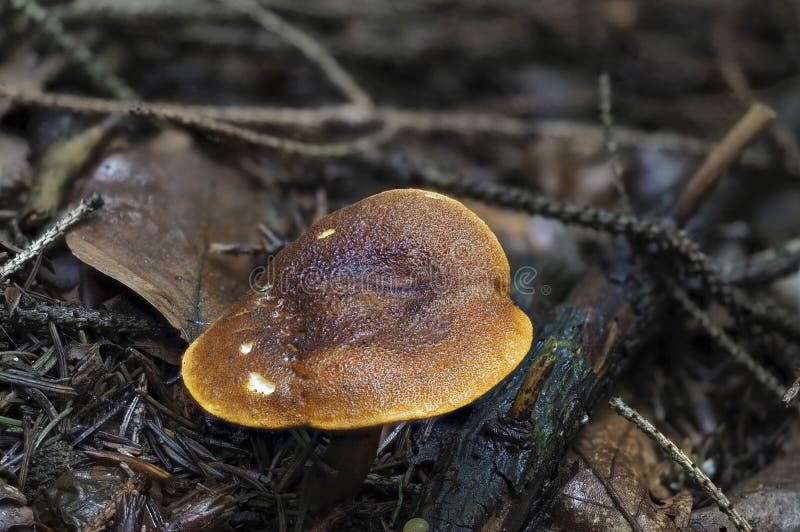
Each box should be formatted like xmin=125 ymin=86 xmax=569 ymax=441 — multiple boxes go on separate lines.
xmin=181 ymin=188 xmax=533 ymax=509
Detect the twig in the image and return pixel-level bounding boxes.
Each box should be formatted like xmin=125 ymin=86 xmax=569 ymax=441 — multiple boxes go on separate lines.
xmin=221 ymin=0 xmax=372 ymax=109
xmin=712 ymin=15 xmax=800 ymax=174
xmin=673 ymin=101 xmax=776 ymax=225
xmin=0 ymin=368 xmax=76 ymax=397
xmin=598 ymin=73 xmax=631 ymax=212
xmin=0 ymin=85 xmax=394 ymax=156
xmin=529 ymin=119 xmax=771 ymax=168
xmin=670 ymin=286 xmax=791 ymax=406
xmin=9 ymin=0 xmax=135 ymax=99
xmin=126 ymin=109 xmax=395 ymax=156
xmin=0 ymin=194 xmax=103 ymax=280
xmin=0 ymin=84 xmax=529 ymax=135
xmin=609 ymin=397 xmax=752 ymax=532
xmin=4 ymin=302 xmax=168 ymax=336
xmin=783 ymin=375 xmax=800 ymax=406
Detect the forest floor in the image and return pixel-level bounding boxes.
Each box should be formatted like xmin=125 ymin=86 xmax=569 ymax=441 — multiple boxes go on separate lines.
xmin=0 ymin=1 xmax=799 ymax=531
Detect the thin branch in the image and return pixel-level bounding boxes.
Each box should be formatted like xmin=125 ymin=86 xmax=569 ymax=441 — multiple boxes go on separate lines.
xmin=783 ymin=376 xmax=800 ymax=406
xmin=609 ymin=397 xmax=752 ymax=532
xmin=221 ymin=0 xmax=372 ymax=108
xmin=10 ymin=0 xmax=135 ymax=99
xmin=0 ymin=84 xmax=529 ymax=136
xmin=598 ymin=73 xmax=632 ymax=212
xmin=125 ymin=106 xmax=396 ymax=156
xmin=673 ymin=101 xmax=775 ymax=225
xmin=0 ymin=85 xmax=393 ymax=156
xmin=0 ymin=194 xmax=103 ymax=280
xmin=712 ymin=14 xmax=800 ymax=175
xmin=670 ymin=286 xmax=791 ymax=406
xmin=4 ymin=302 xmax=169 ymax=336
xmin=529 ymin=119 xmax=771 ymax=168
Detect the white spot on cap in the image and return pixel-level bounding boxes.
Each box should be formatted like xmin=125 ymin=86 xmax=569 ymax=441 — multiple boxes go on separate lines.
xmin=423 ymin=192 xmax=444 ymax=199
xmin=247 ymin=372 xmax=276 ymax=395
xmin=239 ymin=341 xmax=253 ymax=355
xmin=317 ymin=228 xmax=336 ymax=239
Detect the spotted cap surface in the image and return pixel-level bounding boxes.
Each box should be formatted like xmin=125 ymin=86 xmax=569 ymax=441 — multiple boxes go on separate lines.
xmin=181 ymin=189 xmax=533 ymax=429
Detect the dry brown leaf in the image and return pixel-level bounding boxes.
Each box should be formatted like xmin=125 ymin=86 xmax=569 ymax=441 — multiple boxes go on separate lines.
xmin=66 ymin=131 xmax=270 ymax=340
xmin=550 ymin=408 xmax=693 ymax=532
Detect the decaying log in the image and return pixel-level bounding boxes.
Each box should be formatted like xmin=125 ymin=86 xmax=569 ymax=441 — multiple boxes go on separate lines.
xmin=414 ymin=241 xmax=660 ymax=531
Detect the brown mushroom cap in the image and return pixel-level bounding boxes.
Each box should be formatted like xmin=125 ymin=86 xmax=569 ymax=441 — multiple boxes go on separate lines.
xmin=181 ymin=189 xmax=533 ymax=430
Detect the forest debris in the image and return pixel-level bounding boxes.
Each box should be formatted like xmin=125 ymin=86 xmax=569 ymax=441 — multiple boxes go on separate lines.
xmin=223 ymin=0 xmax=372 ymax=108
xmin=0 ymin=478 xmax=35 ymax=531
xmin=673 ymin=102 xmax=776 ymax=224
xmin=69 ymin=343 xmax=105 ymax=392
xmin=21 ymin=120 xmax=112 ymax=228
xmin=163 ymin=483 xmax=237 ymax=531
xmin=83 ymin=449 xmax=171 ymax=483
xmin=610 ymin=397 xmax=752 ymax=532
xmin=687 ymin=424 xmax=800 ymax=532
xmin=0 ymin=43 xmax=64 ymax=118
xmin=45 ymin=466 xmax=127 ymax=529
xmin=550 ymin=408 xmax=692 ymax=532
xmin=65 ymin=130 xmax=271 ymax=339
xmin=723 ymin=236 xmax=800 ymax=286
xmin=9 ymin=0 xmax=134 ymax=99
xmin=670 ymin=286 xmax=790 ymax=405
xmin=0 ymin=193 xmax=103 ymax=279
xmin=3 ymin=300 xmax=168 ymax=337
xmin=0 ymin=132 xmax=31 ymax=201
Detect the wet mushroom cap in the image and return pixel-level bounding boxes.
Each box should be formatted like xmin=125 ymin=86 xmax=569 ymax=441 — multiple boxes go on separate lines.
xmin=181 ymin=189 xmax=533 ymax=430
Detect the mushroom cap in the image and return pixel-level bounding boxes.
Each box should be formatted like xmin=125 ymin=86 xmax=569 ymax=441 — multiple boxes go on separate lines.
xmin=181 ymin=189 xmax=533 ymax=430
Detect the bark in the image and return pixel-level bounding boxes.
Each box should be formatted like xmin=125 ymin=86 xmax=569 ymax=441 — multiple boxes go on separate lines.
xmin=414 ymin=242 xmax=659 ymax=531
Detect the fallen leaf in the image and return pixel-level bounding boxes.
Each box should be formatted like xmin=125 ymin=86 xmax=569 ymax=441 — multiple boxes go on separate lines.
xmin=45 ymin=466 xmax=126 ymax=530
xmin=66 ymin=131 xmax=271 ymax=340
xmin=550 ymin=408 xmax=693 ymax=532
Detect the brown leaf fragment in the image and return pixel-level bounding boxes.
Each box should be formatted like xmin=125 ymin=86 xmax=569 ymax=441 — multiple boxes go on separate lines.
xmin=66 ymin=131 xmax=271 ymax=340
xmin=550 ymin=408 xmax=693 ymax=532
xmin=45 ymin=466 xmax=127 ymax=530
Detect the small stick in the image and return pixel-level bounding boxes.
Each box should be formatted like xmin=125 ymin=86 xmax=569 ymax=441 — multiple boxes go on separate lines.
xmin=671 ymin=286 xmax=792 ymax=407
xmin=0 ymin=194 xmax=103 ymax=280
xmin=598 ymin=73 xmax=632 ymax=212
xmin=222 ymin=0 xmax=372 ymax=109
xmin=782 ymin=375 xmax=800 ymax=406
xmin=674 ymin=102 xmax=775 ymax=225
xmin=0 ymin=84 xmax=528 ymax=136
xmin=10 ymin=0 xmax=135 ymax=99
xmin=609 ymin=397 xmax=752 ymax=532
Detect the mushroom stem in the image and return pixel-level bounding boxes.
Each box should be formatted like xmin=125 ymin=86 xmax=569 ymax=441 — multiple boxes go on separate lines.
xmin=303 ymin=428 xmax=381 ymax=512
